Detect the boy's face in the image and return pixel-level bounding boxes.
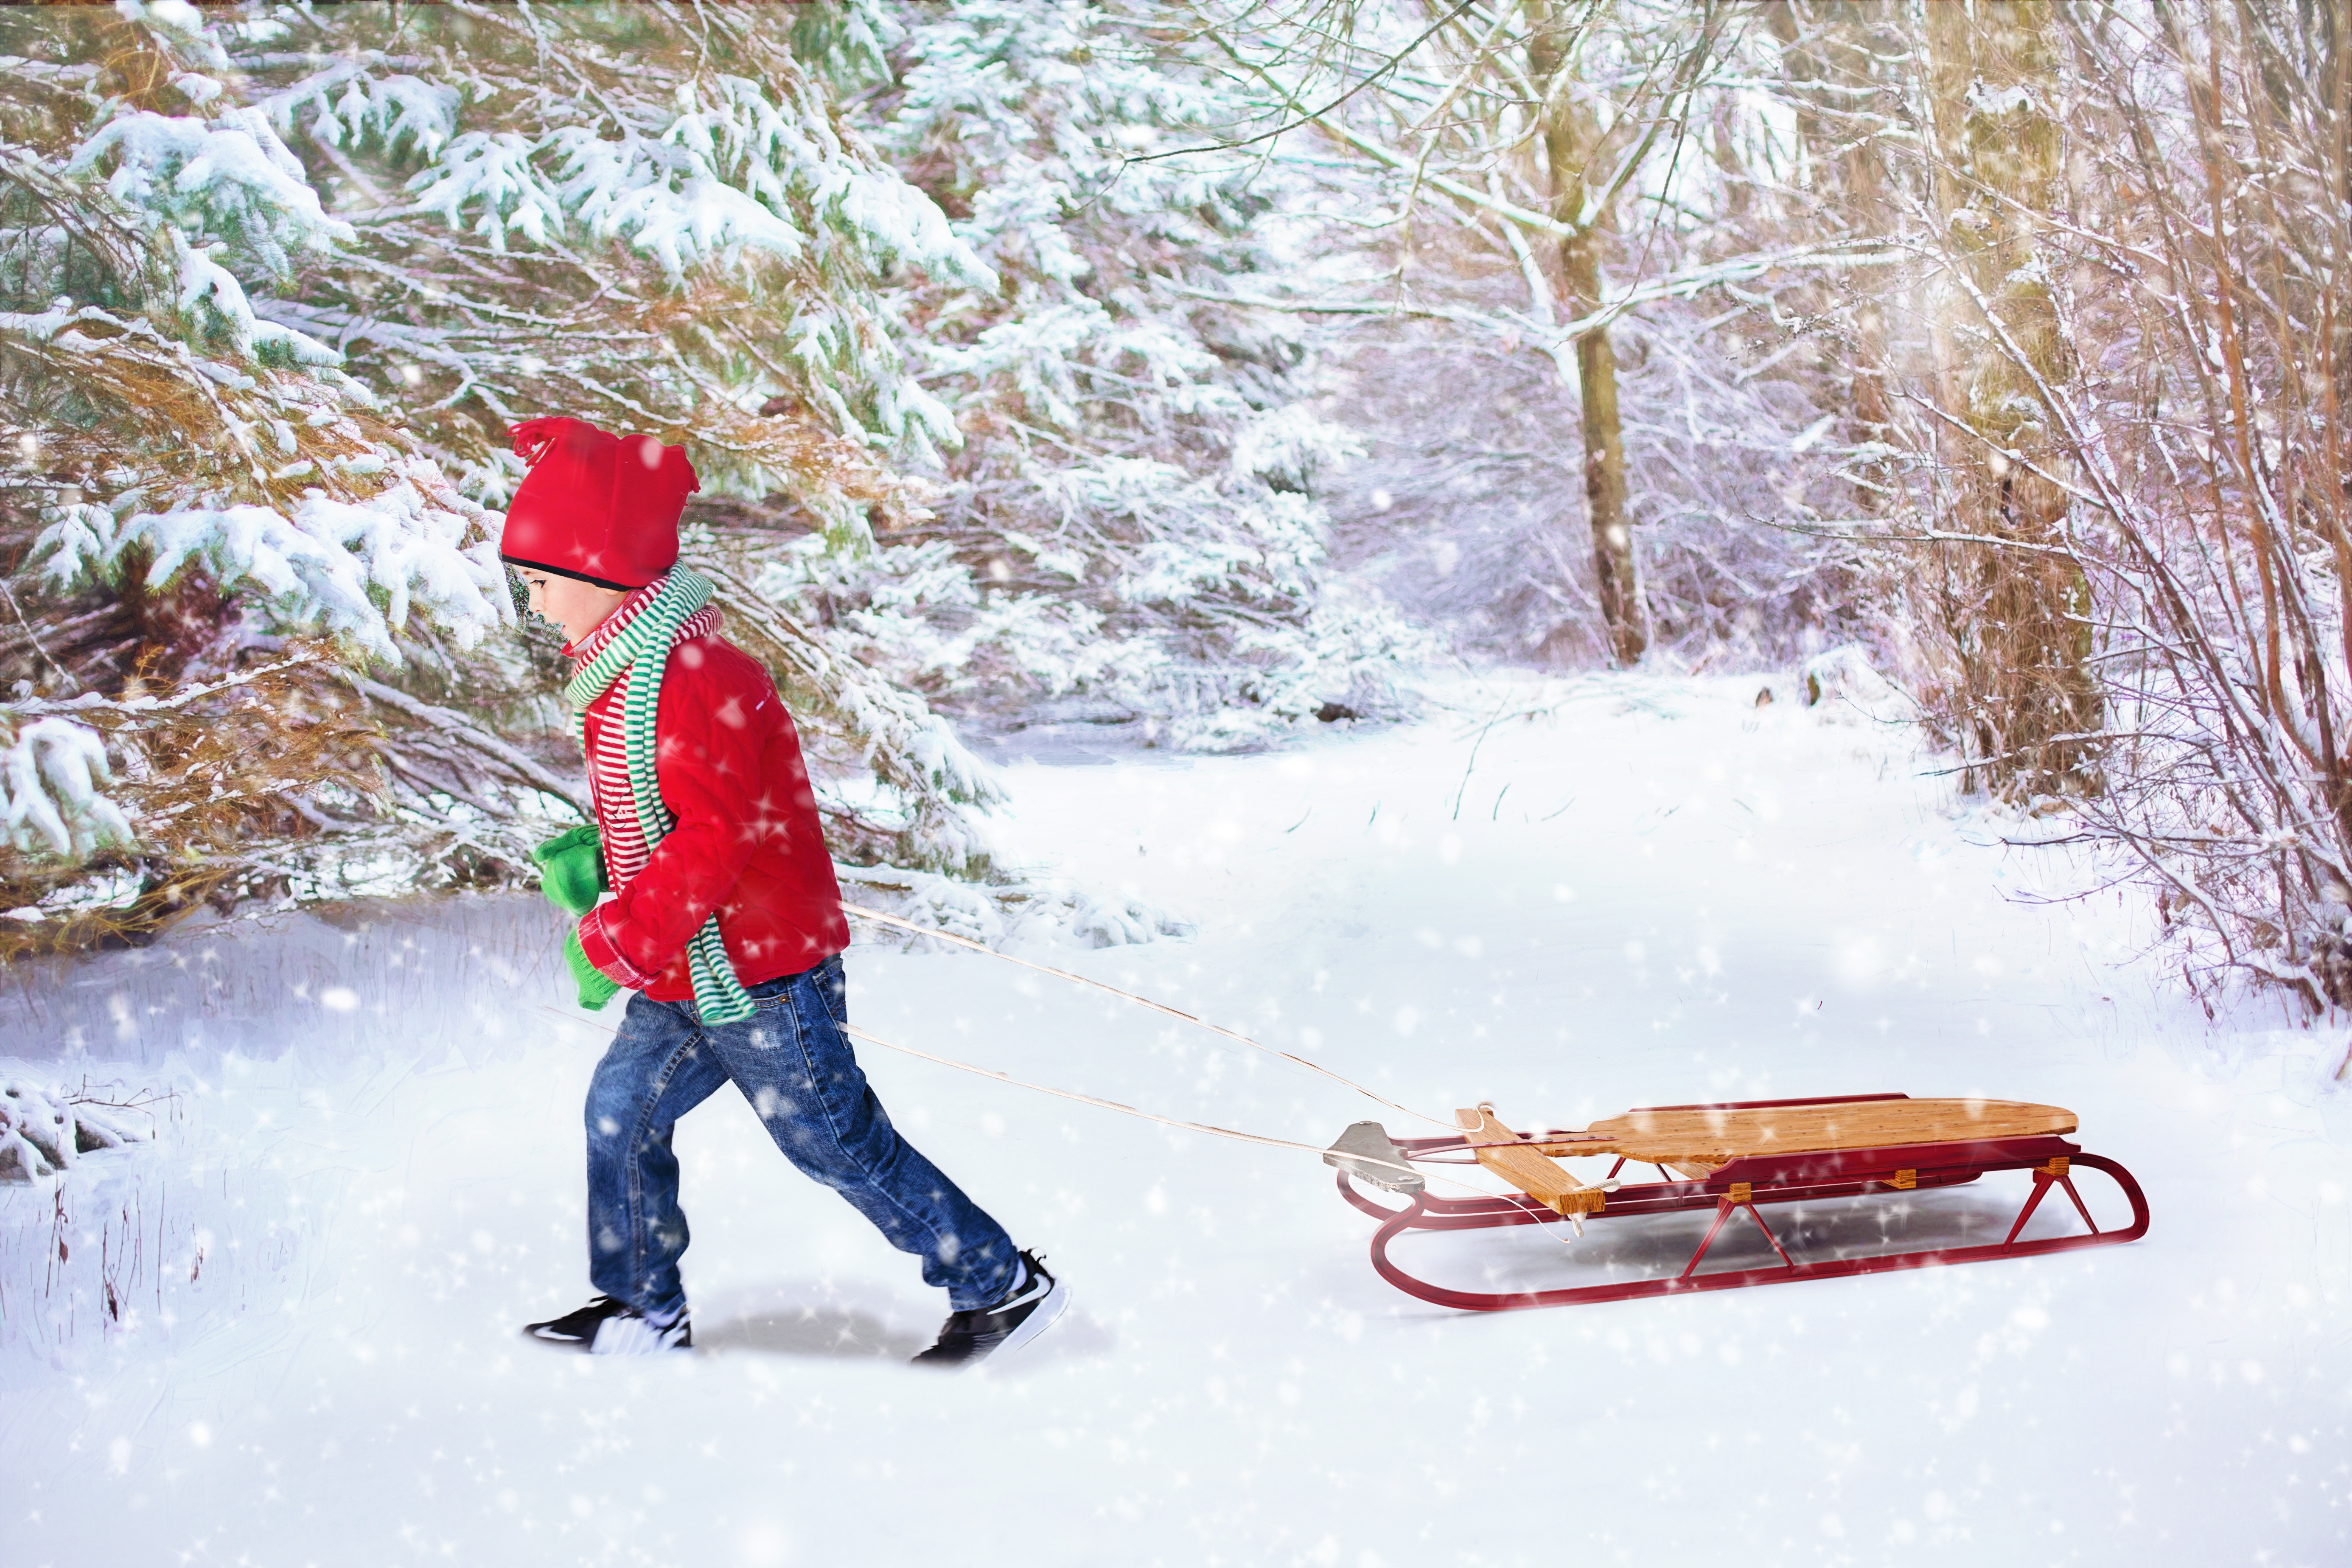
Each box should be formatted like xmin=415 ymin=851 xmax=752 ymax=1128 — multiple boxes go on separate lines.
xmin=517 ymin=569 xmax=629 ymax=646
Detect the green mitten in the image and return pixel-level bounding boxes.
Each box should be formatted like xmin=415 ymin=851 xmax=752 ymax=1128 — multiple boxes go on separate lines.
xmin=533 ymin=824 xmax=608 ymax=917
xmin=563 ymin=926 xmax=620 ymax=1012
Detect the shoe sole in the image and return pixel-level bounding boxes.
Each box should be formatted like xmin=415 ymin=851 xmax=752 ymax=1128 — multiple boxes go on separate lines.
xmin=590 ymin=1317 xmax=692 ymax=1355
xmin=517 ymin=1316 xmax=690 ymax=1355
xmin=982 ymin=1279 xmax=1069 ymax=1365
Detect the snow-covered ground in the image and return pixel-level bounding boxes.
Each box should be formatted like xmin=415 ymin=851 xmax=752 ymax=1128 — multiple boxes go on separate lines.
xmin=5 ymin=673 xmax=2349 ymax=1566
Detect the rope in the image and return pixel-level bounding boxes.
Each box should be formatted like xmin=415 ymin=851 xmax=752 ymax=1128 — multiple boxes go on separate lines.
xmin=564 ymin=569 xmax=750 ymax=1025
xmin=838 ymin=1022 xmax=1492 ymax=1199
xmin=840 ymin=1024 xmax=1321 ymax=1154
xmin=840 ymin=901 xmax=1456 ymax=1130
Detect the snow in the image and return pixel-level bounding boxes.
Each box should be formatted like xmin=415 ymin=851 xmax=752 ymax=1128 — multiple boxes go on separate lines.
xmin=0 ymin=717 xmax=131 ymax=858
xmin=70 ymin=105 xmax=356 ymax=277
xmin=264 ymin=63 xmax=459 ymax=158
xmin=107 ymin=468 xmax=512 ymax=662
xmin=4 ymin=673 xmax=2349 ymax=1564
xmin=405 ymin=75 xmax=990 ymax=287
xmin=0 ymin=1079 xmax=155 ymax=1183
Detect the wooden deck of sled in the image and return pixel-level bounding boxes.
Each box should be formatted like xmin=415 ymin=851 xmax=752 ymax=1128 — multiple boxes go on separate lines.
xmin=1463 ymin=1095 xmax=2078 ymax=1211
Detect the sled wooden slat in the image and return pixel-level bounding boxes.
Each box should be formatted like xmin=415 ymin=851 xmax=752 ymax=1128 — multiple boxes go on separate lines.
xmin=1455 ymin=1107 xmax=1603 ymax=1216
xmin=1559 ymin=1097 xmax=2077 ymax=1166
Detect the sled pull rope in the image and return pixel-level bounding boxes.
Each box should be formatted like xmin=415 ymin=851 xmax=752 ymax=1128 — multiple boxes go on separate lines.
xmin=840 ymin=900 xmax=1455 ymax=1130
xmin=839 ymin=1023 xmax=1493 ymax=1199
xmin=842 ymin=1024 xmax=1318 ymax=1155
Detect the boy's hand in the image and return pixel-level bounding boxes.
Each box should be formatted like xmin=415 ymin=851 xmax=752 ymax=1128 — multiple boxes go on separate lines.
xmin=562 ymin=926 xmax=621 ymax=1012
xmin=533 ymin=825 xmax=608 ymax=917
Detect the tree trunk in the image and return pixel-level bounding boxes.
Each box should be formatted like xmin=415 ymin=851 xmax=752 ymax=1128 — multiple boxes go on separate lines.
xmin=1563 ymin=240 xmax=1642 ymax=663
xmin=1924 ymin=0 xmax=2100 ymax=795
xmin=1528 ymin=2 xmax=1647 ymax=667
xmin=1767 ymin=1 xmax=1898 ymax=505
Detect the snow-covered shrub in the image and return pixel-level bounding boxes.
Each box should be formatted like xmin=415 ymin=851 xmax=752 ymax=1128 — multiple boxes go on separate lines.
xmin=2 ymin=151 xmax=509 ymax=663
xmin=1799 ymin=644 xmax=1909 ymax=725
xmin=1892 ymin=6 xmax=2352 ymax=1008
xmin=0 ymin=1079 xmax=156 ymax=1184
xmin=70 ymin=102 xmax=355 ymax=283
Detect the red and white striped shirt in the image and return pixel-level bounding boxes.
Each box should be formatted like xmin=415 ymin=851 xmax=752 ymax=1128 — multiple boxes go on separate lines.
xmin=566 ymin=578 xmax=723 ymax=893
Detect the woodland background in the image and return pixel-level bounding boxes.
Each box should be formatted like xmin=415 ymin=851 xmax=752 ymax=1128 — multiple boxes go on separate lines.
xmin=3 ymin=0 xmax=2348 ymax=1015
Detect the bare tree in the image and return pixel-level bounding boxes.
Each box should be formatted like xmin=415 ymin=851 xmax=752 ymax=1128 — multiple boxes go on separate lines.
xmin=1524 ymin=1 xmax=1652 ymax=662
xmin=1859 ymin=0 xmax=2352 ymax=1010
xmin=1190 ymin=0 xmax=1868 ymax=665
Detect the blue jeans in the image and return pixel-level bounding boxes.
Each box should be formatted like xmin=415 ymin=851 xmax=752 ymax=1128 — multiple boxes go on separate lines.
xmin=583 ymin=954 xmax=1020 ymax=1316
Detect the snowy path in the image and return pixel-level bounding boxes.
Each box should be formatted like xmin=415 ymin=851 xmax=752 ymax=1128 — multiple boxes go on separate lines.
xmin=5 ymin=674 xmax=2349 ymax=1567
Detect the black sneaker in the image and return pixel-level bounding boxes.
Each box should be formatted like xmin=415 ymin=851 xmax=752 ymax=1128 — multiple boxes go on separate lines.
xmin=913 ymin=1251 xmax=1067 ymax=1369
xmin=522 ymin=1295 xmax=692 ymax=1355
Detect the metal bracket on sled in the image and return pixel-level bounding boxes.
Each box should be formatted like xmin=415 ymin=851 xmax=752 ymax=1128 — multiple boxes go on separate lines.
xmin=1324 ymin=1121 xmax=1425 ymax=1195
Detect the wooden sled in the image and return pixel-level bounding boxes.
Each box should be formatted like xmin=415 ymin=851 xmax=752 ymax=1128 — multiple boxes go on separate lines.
xmin=1326 ymin=1093 xmax=2149 ymax=1310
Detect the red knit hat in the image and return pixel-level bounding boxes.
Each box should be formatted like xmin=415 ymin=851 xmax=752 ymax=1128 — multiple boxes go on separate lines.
xmin=499 ymin=417 xmax=698 ymax=589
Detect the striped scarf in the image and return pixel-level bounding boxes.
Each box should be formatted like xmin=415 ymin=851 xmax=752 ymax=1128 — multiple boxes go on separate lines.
xmin=563 ymin=568 xmax=753 ymax=1024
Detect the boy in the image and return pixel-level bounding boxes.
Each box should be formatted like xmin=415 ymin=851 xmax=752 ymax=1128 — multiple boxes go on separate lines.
xmin=500 ymin=416 xmax=1064 ymax=1366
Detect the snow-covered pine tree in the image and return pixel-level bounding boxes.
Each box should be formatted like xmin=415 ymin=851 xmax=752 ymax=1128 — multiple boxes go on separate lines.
xmin=1 ymin=0 xmax=1046 ymax=940
xmin=790 ymin=0 xmax=1428 ymax=752
xmin=3 ymin=0 xmax=1428 ymax=949
xmin=2 ymin=0 xmax=513 ymax=940
xmin=220 ymin=0 xmax=1026 ymax=888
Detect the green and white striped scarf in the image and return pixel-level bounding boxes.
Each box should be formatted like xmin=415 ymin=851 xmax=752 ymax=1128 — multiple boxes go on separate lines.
xmin=563 ymin=567 xmax=754 ymax=1024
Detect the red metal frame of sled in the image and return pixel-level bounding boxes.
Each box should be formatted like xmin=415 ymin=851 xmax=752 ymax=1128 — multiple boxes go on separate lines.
xmin=1338 ymin=1096 xmax=2150 ymax=1311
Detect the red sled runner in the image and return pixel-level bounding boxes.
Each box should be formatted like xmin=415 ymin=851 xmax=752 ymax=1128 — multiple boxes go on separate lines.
xmin=1327 ymin=1093 xmax=2149 ymax=1310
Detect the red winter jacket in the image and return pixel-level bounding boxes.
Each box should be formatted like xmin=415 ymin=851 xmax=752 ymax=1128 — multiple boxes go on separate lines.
xmin=572 ymin=628 xmax=848 ymax=1001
